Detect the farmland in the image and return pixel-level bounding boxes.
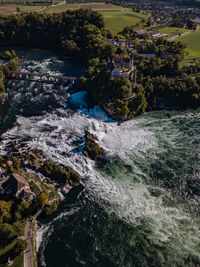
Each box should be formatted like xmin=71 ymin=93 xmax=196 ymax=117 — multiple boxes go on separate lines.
xmin=159 ymin=26 xmax=188 ymax=35
xmin=99 ymin=9 xmax=149 ymax=33
xmin=41 ymin=3 xmax=149 ymax=33
xmin=40 ymin=3 xmax=123 ymax=13
xmin=0 ymin=4 xmax=42 ymax=15
xmin=175 ymin=27 xmax=200 ymax=57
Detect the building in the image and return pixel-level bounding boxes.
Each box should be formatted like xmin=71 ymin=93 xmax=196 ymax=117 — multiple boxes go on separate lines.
xmin=133 ymin=29 xmax=146 ymax=38
xmin=106 ymin=56 xmax=134 ymax=80
xmin=1 ymin=173 xmax=33 ymax=200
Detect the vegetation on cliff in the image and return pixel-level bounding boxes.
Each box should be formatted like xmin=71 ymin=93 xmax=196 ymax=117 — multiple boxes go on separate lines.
xmin=81 ymin=57 xmax=147 ymax=120
xmin=0 ymin=50 xmax=19 ymax=102
xmin=40 ymin=160 xmax=80 ymax=186
xmin=83 ymin=130 xmax=104 ymax=160
xmin=0 ymin=147 xmax=81 ymax=263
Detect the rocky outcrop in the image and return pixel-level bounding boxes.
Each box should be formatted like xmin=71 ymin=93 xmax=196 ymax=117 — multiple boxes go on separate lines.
xmin=40 ymin=160 xmax=80 ymax=186
xmin=22 ymin=149 xmax=44 ymax=170
xmin=83 ymin=130 xmax=104 ymax=160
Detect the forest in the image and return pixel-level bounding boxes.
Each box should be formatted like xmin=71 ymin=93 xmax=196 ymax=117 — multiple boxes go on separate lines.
xmin=0 ymin=9 xmax=114 ymax=61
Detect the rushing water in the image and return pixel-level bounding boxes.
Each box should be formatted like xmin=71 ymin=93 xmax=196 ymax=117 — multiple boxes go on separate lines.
xmin=1 ymin=49 xmax=200 ymax=267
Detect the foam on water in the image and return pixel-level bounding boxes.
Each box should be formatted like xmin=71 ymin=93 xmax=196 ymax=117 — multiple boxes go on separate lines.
xmin=2 ymin=108 xmax=200 ymax=259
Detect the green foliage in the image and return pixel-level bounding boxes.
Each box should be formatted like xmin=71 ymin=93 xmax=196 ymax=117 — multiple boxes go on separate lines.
xmin=13 ymin=221 xmax=24 ymax=236
xmin=84 ymin=131 xmax=104 ymax=160
xmin=2 ymin=65 xmax=11 ymax=77
xmin=0 ymin=223 xmax=16 ymax=246
xmin=16 ymin=201 xmax=33 ymax=218
xmin=40 ymin=160 xmax=80 ymax=186
xmin=0 ymin=81 xmax=5 ymax=101
xmin=112 ymin=77 xmax=132 ymax=99
xmin=43 ymin=200 xmax=60 ymax=216
xmin=12 ymin=253 xmax=24 ymax=267
xmin=4 ymin=51 xmax=12 ymax=60
xmin=14 ymin=239 xmax=27 ymax=255
xmin=0 ymin=200 xmax=13 ymax=224
xmin=37 ymin=193 xmax=48 ymax=207
xmin=142 ymin=74 xmax=200 ymax=109
xmin=29 ymin=181 xmax=40 ymax=196
xmin=0 ymin=9 xmax=113 ymax=61
xmin=41 ymin=161 xmax=70 ymax=183
xmin=7 ymin=58 xmax=19 ymax=72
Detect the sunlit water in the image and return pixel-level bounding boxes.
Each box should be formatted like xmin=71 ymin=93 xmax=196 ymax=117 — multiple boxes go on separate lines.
xmin=0 ymin=49 xmax=200 ymax=267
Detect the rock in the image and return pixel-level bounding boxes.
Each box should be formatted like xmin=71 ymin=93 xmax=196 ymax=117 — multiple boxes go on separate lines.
xmin=7 ymin=160 xmax=13 ymax=167
xmin=83 ymin=130 xmax=104 ymax=160
xmin=40 ymin=160 xmax=80 ymax=186
xmin=85 ymin=130 xmax=97 ymax=141
xmin=22 ymin=149 xmax=44 ymax=170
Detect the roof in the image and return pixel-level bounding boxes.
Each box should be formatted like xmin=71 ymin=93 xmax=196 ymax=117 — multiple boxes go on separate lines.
xmin=134 ymin=29 xmax=146 ymax=35
xmin=11 ymin=173 xmax=29 ymax=186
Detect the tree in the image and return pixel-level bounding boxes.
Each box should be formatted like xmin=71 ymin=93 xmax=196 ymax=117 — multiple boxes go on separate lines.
xmin=14 ymin=239 xmax=27 ymax=255
xmin=13 ymin=221 xmax=24 ymax=236
xmin=0 ymin=200 xmax=13 ymax=224
xmin=113 ymin=77 xmax=132 ymax=99
xmin=37 ymin=193 xmax=48 ymax=207
xmin=0 ymin=224 xmax=16 ymax=245
xmin=17 ymin=201 xmax=32 ymax=218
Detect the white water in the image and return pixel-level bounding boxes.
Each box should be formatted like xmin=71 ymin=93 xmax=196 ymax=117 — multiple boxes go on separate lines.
xmin=1 ymin=107 xmax=200 ymax=258
xmin=1 ymin=49 xmax=200 ymax=265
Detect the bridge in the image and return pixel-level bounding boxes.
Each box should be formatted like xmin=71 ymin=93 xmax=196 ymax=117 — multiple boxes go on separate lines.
xmin=10 ymin=71 xmax=78 ymax=84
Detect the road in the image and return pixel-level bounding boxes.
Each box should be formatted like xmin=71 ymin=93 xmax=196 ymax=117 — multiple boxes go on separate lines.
xmin=24 ymin=220 xmax=33 ymax=267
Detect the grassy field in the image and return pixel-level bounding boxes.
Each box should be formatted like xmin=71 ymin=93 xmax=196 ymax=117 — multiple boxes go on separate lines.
xmin=159 ymin=26 xmax=188 ymax=35
xmin=39 ymin=3 xmax=79 ymax=13
xmin=40 ymin=3 xmax=149 ymax=33
xmin=0 ymin=239 xmax=17 ymax=257
xmin=179 ymin=57 xmax=200 ymax=68
xmin=40 ymin=2 xmax=122 ymax=13
xmin=12 ymin=253 xmax=24 ymax=267
xmin=99 ymin=9 xmax=149 ymax=33
xmin=0 ymin=4 xmax=42 ymax=15
xmin=175 ymin=27 xmax=200 ymax=57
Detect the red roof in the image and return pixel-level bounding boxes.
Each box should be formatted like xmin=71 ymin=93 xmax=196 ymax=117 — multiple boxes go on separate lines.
xmin=134 ymin=29 xmax=145 ymax=35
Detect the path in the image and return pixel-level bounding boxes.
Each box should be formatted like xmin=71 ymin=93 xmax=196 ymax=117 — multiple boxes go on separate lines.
xmin=168 ymin=30 xmax=193 ymax=41
xmin=24 ymin=220 xmax=33 ymax=267
xmin=24 ymin=209 xmax=43 ymax=267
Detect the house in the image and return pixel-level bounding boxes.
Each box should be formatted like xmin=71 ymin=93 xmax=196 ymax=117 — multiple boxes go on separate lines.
xmin=106 ymin=56 xmax=134 ymax=80
xmin=1 ymin=173 xmax=33 ymax=200
xmin=133 ymin=29 xmax=146 ymax=38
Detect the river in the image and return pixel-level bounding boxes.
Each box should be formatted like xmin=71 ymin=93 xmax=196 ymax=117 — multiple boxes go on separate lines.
xmin=0 ymin=49 xmax=200 ymax=267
